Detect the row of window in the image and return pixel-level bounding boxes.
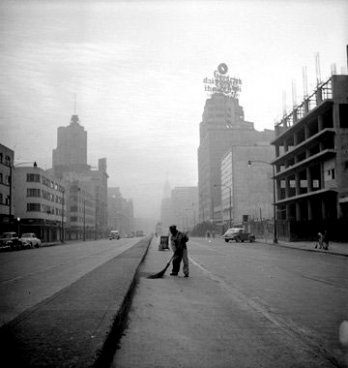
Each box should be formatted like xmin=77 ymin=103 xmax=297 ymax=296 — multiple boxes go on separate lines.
xmin=26 ymin=188 xmax=64 ymax=203
xmin=26 ymin=203 xmax=63 ymax=215
xmin=26 ymin=173 xmax=64 ymax=193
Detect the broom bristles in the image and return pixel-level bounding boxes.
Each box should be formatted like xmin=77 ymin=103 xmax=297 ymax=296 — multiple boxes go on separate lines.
xmin=147 ymin=256 xmax=174 ymax=279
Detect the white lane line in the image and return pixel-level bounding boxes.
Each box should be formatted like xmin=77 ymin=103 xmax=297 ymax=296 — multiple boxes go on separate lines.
xmin=2 ymin=275 xmax=23 ymax=284
xmin=189 ymin=255 xmax=341 ymax=368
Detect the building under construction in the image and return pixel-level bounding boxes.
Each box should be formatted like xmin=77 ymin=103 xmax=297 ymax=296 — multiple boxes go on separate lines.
xmin=272 ymin=74 xmax=348 ymax=241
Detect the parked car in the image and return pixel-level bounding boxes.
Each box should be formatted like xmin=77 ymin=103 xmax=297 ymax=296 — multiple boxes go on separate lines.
xmin=135 ymin=230 xmax=144 ymax=237
xmin=19 ymin=233 xmax=41 ymax=248
xmin=109 ymin=230 xmax=120 ymax=240
xmin=0 ymin=232 xmax=22 ymax=249
xmin=223 ymin=227 xmax=255 ymax=243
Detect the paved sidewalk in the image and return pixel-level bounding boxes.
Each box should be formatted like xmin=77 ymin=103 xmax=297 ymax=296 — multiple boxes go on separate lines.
xmin=258 ymin=237 xmax=348 ymax=257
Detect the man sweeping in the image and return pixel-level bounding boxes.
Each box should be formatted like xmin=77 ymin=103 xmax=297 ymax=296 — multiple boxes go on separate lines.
xmin=169 ymin=225 xmax=189 ymax=277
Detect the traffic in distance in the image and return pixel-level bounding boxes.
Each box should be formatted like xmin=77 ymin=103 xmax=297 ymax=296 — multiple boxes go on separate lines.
xmin=109 ymin=230 xmax=145 ymax=240
xmin=222 ymin=225 xmax=256 ymax=243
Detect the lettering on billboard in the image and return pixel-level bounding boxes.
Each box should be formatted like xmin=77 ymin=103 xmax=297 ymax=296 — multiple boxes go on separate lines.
xmin=203 ymin=63 xmax=242 ymax=98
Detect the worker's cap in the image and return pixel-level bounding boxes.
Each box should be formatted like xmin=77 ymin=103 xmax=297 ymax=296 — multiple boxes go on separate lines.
xmin=169 ymin=225 xmax=177 ymax=232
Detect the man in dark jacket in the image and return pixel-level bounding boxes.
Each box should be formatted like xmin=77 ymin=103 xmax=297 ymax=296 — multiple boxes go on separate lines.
xmin=169 ymin=225 xmax=189 ymax=277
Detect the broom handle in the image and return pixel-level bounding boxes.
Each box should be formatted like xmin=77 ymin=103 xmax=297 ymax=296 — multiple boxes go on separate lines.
xmin=167 ymin=253 xmax=175 ymax=266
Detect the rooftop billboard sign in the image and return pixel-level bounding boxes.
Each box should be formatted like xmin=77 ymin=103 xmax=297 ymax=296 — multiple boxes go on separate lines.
xmin=203 ymin=63 xmax=242 ymax=98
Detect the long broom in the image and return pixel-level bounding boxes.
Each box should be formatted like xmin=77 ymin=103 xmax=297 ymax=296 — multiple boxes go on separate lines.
xmin=147 ymin=254 xmax=175 ymax=279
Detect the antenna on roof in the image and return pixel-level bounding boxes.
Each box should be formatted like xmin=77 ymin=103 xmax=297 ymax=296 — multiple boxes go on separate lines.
xmin=292 ymin=80 xmax=297 ymax=108
xmin=315 ymin=52 xmax=321 ymax=86
xmin=282 ymin=90 xmax=287 ymax=117
xmin=302 ymin=66 xmax=308 ymax=98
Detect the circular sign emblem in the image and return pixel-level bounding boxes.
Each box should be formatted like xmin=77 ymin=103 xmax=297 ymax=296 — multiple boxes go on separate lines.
xmin=218 ymin=63 xmax=228 ymax=75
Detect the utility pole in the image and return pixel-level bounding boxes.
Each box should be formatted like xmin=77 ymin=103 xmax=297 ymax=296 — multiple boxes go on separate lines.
xmin=61 ymin=189 xmax=65 ymax=243
xmin=83 ymin=199 xmax=86 ymax=241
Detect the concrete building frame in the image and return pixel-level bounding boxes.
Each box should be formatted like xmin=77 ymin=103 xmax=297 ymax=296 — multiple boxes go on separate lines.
xmin=272 ymin=75 xmax=348 ymax=241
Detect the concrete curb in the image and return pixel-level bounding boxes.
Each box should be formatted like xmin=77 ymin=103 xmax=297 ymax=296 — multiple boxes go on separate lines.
xmin=93 ymin=237 xmax=152 ymax=368
xmin=0 ymin=236 xmax=152 ymax=368
xmin=258 ymin=239 xmax=348 ymax=258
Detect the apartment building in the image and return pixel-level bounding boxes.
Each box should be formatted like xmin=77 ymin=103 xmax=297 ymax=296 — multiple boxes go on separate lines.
xmin=0 ymin=144 xmax=14 ymax=231
xmin=220 ymin=145 xmax=274 ymax=228
xmin=66 ymin=180 xmax=96 ymax=240
xmin=13 ymin=165 xmax=65 ymax=242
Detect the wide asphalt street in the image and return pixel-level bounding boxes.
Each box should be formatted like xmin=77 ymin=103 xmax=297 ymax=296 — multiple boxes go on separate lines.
xmin=112 ymin=237 xmax=348 ymax=368
xmin=0 ymin=238 xmax=141 ymax=327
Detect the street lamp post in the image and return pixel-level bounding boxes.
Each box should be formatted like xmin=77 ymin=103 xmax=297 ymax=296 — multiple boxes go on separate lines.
xmin=78 ymin=187 xmax=86 ymax=241
xmin=83 ymin=198 xmax=86 ymax=241
xmin=199 ymin=194 xmax=205 ymax=223
xmin=214 ymin=184 xmax=232 ymax=228
xmin=248 ymin=160 xmax=278 ymax=244
xmin=61 ymin=189 xmax=65 ymax=243
xmin=17 ymin=217 xmax=20 ymax=236
xmin=9 ymin=166 xmax=12 ymax=218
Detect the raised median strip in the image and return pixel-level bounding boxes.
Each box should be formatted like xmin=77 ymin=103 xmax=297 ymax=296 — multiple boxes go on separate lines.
xmin=0 ymin=236 xmax=152 ymax=368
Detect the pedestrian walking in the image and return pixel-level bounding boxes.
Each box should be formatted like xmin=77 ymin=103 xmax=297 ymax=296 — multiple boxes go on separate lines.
xmin=206 ymin=230 xmax=211 ymax=243
xmin=315 ymin=232 xmax=324 ymax=249
xmin=323 ymin=230 xmax=329 ymax=250
xmin=169 ymin=225 xmax=189 ymax=277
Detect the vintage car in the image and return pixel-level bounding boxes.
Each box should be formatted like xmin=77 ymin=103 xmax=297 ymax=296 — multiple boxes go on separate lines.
xmin=109 ymin=230 xmax=120 ymax=240
xmin=0 ymin=232 xmax=22 ymax=249
xmin=223 ymin=227 xmax=255 ymax=243
xmin=19 ymin=233 xmax=42 ymax=248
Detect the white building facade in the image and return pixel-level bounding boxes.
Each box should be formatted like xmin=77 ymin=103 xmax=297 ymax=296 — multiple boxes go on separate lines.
xmin=220 ymin=145 xmax=274 ymax=229
xmin=13 ymin=165 xmax=65 ymax=242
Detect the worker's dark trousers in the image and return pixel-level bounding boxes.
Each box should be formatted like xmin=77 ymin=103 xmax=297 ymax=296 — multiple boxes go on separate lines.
xmin=172 ymin=247 xmax=189 ymax=275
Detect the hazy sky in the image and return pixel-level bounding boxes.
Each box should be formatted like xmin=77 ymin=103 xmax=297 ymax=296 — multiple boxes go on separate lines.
xmin=0 ymin=0 xmax=347 ymax=220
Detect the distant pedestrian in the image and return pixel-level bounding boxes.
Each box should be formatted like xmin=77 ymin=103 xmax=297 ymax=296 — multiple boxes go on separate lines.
xmin=206 ymin=230 xmax=211 ymax=243
xmin=315 ymin=232 xmax=323 ymax=249
xmin=323 ymin=230 xmax=329 ymax=250
xmin=169 ymin=225 xmax=189 ymax=277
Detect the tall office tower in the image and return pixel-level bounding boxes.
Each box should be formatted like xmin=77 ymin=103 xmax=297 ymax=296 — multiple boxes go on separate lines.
xmin=52 ymin=114 xmax=89 ymax=175
xmin=51 ymin=114 xmax=109 ymax=239
xmin=198 ymin=64 xmax=274 ymax=223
